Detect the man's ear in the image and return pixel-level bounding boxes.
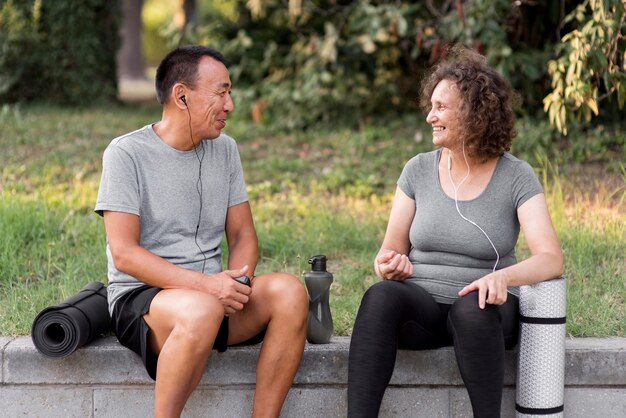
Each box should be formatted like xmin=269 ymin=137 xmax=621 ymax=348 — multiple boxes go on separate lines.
xmin=171 ymin=83 xmax=188 ymax=109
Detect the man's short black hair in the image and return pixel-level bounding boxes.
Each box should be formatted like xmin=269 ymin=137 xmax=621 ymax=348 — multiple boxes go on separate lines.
xmin=155 ymin=45 xmax=227 ymax=104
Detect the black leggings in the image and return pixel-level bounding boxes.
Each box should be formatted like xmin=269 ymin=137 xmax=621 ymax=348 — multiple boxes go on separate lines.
xmin=347 ymin=280 xmax=519 ymax=418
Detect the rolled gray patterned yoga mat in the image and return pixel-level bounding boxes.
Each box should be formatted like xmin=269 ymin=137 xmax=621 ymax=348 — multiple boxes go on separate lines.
xmin=31 ymin=281 xmax=110 ymax=358
xmin=516 ymin=277 xmax=567 ymax=417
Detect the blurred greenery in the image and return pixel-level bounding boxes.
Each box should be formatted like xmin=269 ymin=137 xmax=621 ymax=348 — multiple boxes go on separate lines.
xmin=544 ymin=0 xmax=625 ymax=135
xmin=0 ymin=0 xmax=119 ymax=105
xmin=142 ymin=0 xmax=179 ymax=67
xmin=2 ymin=0 xmax=623 ymax=140
xmin=140 ymin=0 xmax=626 ymax=149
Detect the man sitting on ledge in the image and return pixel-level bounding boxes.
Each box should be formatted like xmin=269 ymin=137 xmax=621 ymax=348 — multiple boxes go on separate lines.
xmin=95 ymin=45 xmax=308 ymax=418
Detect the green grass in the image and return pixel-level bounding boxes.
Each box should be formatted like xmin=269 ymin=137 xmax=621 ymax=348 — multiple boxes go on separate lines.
xmin=1 ymin=104 xmax=624 ymax=337
xmin=516 ymin=160 xmax=626 ymax=337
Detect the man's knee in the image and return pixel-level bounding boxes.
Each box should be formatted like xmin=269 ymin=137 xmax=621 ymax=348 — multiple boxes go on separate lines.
xmin=260 ymin=273 xmax=308 ymax=319
xmin=146 ymin=291 xmax=225 ymax=355
xmin=169 ymin=295 xmax=224 ymax=345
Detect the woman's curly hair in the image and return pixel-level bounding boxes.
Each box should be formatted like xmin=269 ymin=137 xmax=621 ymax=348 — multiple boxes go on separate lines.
xmin=420 ymin=45 xmax=520 ymax=161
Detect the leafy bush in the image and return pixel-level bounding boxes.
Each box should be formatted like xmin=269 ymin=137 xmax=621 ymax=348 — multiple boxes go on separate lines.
xmin=0 ymin=0 xmax=120 ymax=105
xmin=0 ymin=0 xmax=42 ymax=100
xmin=512 ymin=116 xmax=625 ymax=166
xmin=543 ymin=0 xmax=626 ymax=135
xmin=169 ymin=0 xmax=573 ymax=130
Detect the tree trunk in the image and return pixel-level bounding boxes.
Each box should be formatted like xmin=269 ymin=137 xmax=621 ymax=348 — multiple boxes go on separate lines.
xmin=175 ymin=0 xmax=197 ymax=37
xmin=183 ymin=0 xmax=197 ymax=29
xmin=117 ymin=0 xmax=145 ymax=81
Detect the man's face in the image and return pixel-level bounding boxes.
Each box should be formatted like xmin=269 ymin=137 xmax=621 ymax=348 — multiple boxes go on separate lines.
xmin=187 ymin=57 xmax=234 ymax=140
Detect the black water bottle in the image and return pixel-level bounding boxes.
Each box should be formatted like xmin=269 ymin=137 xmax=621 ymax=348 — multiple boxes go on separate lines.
xmin=304 ymin=255 xmax=334 ymax=344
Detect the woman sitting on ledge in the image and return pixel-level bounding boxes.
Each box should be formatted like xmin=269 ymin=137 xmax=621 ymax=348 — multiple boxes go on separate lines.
xmin=347 ymin=45 xmax=563 ymax=418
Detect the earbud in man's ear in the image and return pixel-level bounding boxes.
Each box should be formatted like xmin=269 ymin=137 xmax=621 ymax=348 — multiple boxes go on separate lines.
xmin=180 ymin=95 xmax=187 ymax=106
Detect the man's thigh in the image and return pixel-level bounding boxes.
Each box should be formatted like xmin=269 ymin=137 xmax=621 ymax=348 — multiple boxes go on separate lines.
xmin=227 ymin=272 xmax=305 ymax=345
xmin=143 ymin=288 xmax=224 ymax=354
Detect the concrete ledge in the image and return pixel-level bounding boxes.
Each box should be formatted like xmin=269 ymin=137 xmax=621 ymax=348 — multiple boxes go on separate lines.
xmin=1 ymin=336 xmax=625 ymax=417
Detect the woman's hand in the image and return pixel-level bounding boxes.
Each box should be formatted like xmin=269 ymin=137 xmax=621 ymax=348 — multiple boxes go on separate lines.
xmin=458 ymin=270 xmax=510 ymax=309
xmin=374 ymin=186 xmax=415 ymax=281
xmin=376 ymin=250 xmax=413 ymax=281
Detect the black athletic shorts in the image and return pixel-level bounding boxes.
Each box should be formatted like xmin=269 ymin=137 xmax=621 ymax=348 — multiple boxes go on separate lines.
xmin=110 ymin=285 xmax=265 ymax=380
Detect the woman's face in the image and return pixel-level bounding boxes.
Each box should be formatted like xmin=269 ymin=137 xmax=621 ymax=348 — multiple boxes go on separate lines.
xmin=426 ymin=79 xmax=463 ymax=149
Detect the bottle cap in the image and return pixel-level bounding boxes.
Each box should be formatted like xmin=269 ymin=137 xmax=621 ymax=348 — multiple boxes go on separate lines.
xmin=308 ymin=255 xmax=327 ymax=272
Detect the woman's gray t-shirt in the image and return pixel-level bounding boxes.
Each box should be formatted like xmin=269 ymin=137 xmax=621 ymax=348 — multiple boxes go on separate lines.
xmin=94 ymin=124 xmax=249 ymax=313
xmin=397 ymin=149 xmax=543 ymax=304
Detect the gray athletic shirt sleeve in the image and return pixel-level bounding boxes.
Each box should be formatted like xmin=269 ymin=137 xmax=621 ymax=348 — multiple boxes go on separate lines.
xmin=397 ymin=149 xmax=543 ymax=304
xmin=94 ymin=124 xmax=248 ymax=313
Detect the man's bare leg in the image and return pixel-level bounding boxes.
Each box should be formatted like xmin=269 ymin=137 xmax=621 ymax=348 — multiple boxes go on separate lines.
xmin=144 ymin=289 xmax=225 ymax=418
xmin=229 ymin=273 xmax=308 ymax=418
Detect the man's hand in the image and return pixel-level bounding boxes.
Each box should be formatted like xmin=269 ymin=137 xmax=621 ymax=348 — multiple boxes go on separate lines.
xmin=458 ymin=270 xmax=510 ymax=309
xmin=376 ymin=250 xmax=413 ymax=281
xmin=206 ymin=265 xmax=253 ymax=315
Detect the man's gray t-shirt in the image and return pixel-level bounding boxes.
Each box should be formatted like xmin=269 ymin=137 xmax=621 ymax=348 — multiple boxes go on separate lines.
xmin=95 ymin=124 xmax=248 ymax=313
xmin=397 ymin=149 xmax=543 ymax=304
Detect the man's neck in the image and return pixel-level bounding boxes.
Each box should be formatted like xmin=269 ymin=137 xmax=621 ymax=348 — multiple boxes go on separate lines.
xmin=153 ymin=115 xmax=197 ymax=151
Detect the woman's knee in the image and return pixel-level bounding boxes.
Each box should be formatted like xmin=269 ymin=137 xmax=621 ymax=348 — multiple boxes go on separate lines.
xmin=448 ymin=292 xmax=500 ymax=333
xmin=360 ymin=280 xmax=404 ymax=307
xmin=354 ymin=280 xmax=412 ymax=328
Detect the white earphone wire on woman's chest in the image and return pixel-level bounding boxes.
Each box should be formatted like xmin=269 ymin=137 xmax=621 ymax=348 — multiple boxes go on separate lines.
xmin=447 ymin=144 xmax=500 ymax=272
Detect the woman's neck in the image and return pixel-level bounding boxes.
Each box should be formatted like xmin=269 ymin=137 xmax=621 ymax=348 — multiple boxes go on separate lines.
xmin=439 ymin=147 xmax=499 ymax=200
xmin=443 ymin=147 xmax=484 ymax=171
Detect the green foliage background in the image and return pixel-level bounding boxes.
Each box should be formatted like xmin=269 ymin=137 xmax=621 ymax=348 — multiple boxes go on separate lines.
xmin=544 ymin=0 xmax=626 ymax=135
xmin=1 ymin=0 xmax=623 ymax=138
xmin=154 ymin=0 xmax=624 ymax=132
xmin=0 ymin=0 xmax=119 ymax=105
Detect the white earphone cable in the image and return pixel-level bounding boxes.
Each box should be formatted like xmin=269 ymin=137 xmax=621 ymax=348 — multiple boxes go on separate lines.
xmin=447 ymin=144 xmax=500 ymax=272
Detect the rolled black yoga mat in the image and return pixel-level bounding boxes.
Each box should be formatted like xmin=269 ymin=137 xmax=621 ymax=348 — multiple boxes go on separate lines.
xmin=31 ymin=281 xmax=110 ymax=358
